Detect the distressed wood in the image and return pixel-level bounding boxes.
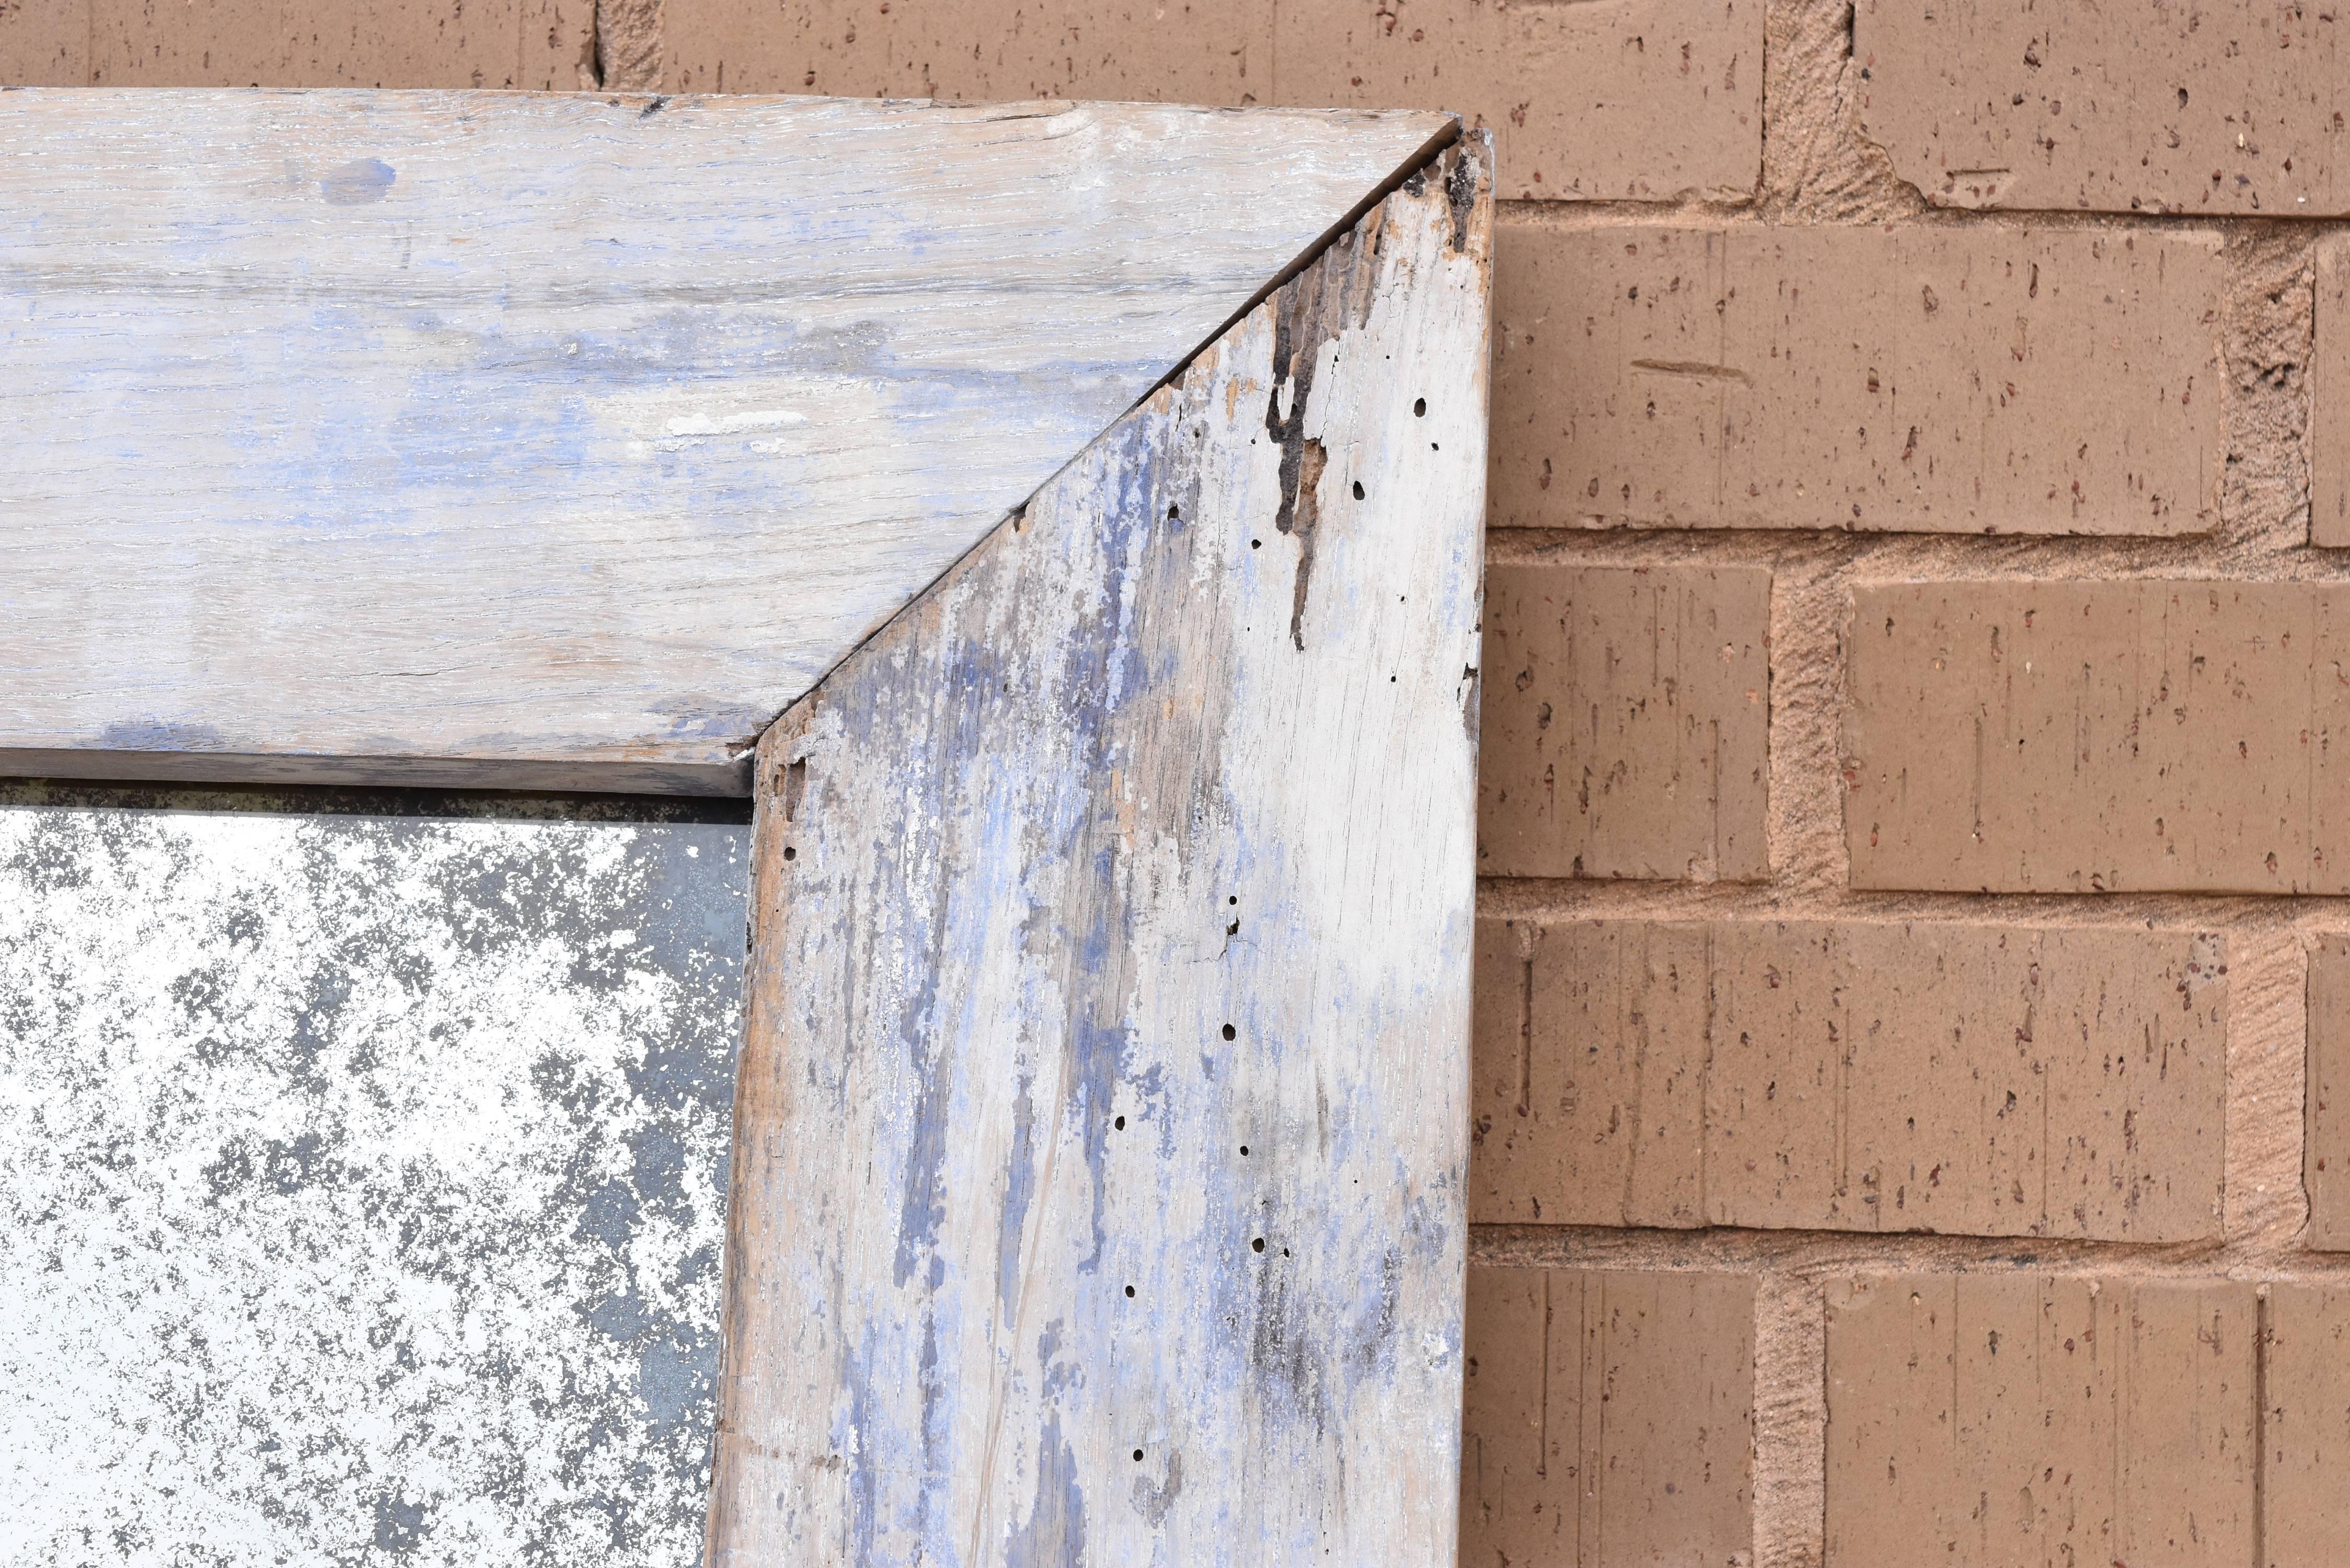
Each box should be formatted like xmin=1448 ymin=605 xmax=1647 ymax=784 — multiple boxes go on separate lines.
xmin=720 ymin=136 xmax=1491 ymax=1564
xmin=0 ymin=89 xmax=1450 ymax=792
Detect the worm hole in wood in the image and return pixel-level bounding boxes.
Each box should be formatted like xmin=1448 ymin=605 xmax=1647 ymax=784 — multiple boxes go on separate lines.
xmin=1239 ymin=1145 xmax=1249 ymax=1157
xmin=1124 ymin=1285 xmax=1136 ymax=1298
xmin=782 ymin=846 xmax=796 ymax=860
xmin=1351 ymin=480 xmax=1365 ymax=500
xmin=1414 ymin=397 xmax=1427 ymax=417
xmin=1250 ymin=538 xmax=1261 ymax=549
xmin=1133 ymin=1450 xmax=1144 ymax=1463
xmin=1221 ymin=1023 xmax=1236 ymax=1041
xmin=1252 ymin=1237 xmax=1265 ymax=1253
xmin=1114 ymin=1115 xmax=1125 ymax=1130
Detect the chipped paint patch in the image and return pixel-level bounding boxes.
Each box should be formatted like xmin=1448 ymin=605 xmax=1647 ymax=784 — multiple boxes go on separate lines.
xmin=0 ymin=806 xmax=745 ymax=1566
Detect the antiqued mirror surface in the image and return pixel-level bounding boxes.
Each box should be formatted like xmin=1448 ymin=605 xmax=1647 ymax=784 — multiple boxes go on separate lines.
xmin=0 ymin=790 xmax=747 ymax=1567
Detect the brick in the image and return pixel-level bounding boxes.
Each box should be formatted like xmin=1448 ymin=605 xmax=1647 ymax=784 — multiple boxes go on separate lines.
xmin=1854 ymin=0 xmax=2350 ymax=215
xmin=2263 ymin=1284 xmax=2350 ymax=1561
xmin=1 ymin=0 xmax=86 ymax=84
xmin=660 ymin=0 xmax=1760 ymax=203
xmin=2318 ymin=240 xmax=2350 ymax=547
xmin=2308 ymin=937 xmax=2350 ymax=1249
xmin=1472 ymin=918 xmax=1709 ymax=1228
xmin=1827 ymin=1274 xmax=2256 ymax=1567
xmin=1849 ymin=581 xmax=2350 ymax=893
xmin=1489 ymin=222 xmax=2224 ymax=535
xmin=661 ymin=0 xmax=1272 ymax=100
xmin=1478 ymin=564 xmax=1769 ymax=882
xmin=1473 ymin=916 xmax=2227 ymax=1241
xmin=1272 ymin=0 xmax=1759 ymax=203
xmin=87 ymin=0 xmax=594 ymax=89
xmin=1462 ymin=1267 xmax=1753 ymax=1567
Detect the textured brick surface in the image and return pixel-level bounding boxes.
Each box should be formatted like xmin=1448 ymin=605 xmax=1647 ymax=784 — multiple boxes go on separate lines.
xmin=1472 ymin=919 xmax=1710 ymax=1228
xmin=1855 ymin=0 xmax=2350 ymax=215
xmin=1474 ymin=917 xmax=2228 ymax=1240
xmin=2263 ymin=1285 xmax=2350 ymax=1561
xmin=1479 ymin=564 xmax=1769 ymax=882
xmin=0 ymin=0 xmax=85 ymax=84
xmin=662 ymin=0 xmax=1760 ymax=202
xmin=1272 ymin=0 xmax=1760 ymax=202
xmin=1849 ymin=581 xmax=2350 ymax=893
xmin=661 ymin=0 xmax=1271 ymax=101
xmin=1827 ymin=1274 xmax=2256 ymax=1567
xmin=1491 ymin=222 xmax=2225 ymax=535
xmin=1462 ymin=1267 xmax=1754 ymax=1567
xmin=2309 ymin=937 xmax=2350 ymax=1250
xmin=2319 ymin=240 xmax=2350 ymax=547
xmin=40 ymin=0 xmax=597 ymax=88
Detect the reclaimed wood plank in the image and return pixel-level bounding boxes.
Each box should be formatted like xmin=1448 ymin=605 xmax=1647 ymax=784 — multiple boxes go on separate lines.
xmin=0 ymin=89 xmax=1452 ymax=792
xmin=718 ymin=135 xmax=1492 ymax=1564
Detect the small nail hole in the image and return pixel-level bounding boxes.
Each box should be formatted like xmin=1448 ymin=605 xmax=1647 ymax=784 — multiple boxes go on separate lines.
xmin=1228 ymin=895 xmax=1238 ymax=905
xmin=1252 ymin=1237 xmax=1265 ymax=1253
xmin=1124 ymin=1285 xmax=1136 ymax=1298
xmin=1133 ymin=1449 xmax=1144 ymax=1462
xmin=782 ymin=846 xmax=797 ymax=860
xmin=1221 ymin=1024 xmax=1236 ymax=1041
xmin=1413 ymin=397 xmax=1427 ymax=417
xmin=1239 ymin=1144 xmax=1250 ymax=1156
xmin=1351 ymin=480 xmax=1365 ymax=500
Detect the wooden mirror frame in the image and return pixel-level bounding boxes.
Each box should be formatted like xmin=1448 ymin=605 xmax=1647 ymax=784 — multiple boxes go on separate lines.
xmin=4 ymin=91 xmax=1491 ymax=1563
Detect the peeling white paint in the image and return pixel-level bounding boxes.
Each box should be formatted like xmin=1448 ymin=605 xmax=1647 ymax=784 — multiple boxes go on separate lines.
xmin=0 ymin=805 xmax=746 ymax=1566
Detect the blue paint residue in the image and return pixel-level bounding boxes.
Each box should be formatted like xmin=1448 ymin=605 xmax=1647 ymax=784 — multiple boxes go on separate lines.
xmin=319 ymin=158 xmax=397 ymax=205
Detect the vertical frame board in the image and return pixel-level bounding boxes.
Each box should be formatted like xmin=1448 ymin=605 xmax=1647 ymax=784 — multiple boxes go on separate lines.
xmin=715 ymin=137 xmax=1492 ymax=1564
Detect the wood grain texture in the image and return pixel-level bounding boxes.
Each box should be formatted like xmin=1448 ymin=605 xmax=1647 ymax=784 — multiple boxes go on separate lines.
xmin=0 ymin=89 xmax=1451 ymax=792
xmin=720 ymin=136 xmax=1491 ymax=1564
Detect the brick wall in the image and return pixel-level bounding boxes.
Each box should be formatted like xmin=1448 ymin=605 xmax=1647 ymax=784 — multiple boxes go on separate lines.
xmin=10 ymin=2 xmax=2350 ymax=1562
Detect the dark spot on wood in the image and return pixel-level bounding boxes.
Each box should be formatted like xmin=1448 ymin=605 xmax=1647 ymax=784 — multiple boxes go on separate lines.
xmin=1263 ymin=231 xmax=1381 ymax=651
xmin=1222 ymin=1024 xmax=1236 ymax=1041
xmin=1443 ymin=143 xmax=1480 ymax=253
xmin=780 ymin=758 xmax=808 ymax=821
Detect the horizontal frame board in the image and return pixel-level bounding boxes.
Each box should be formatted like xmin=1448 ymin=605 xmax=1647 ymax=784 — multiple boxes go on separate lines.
xmin=0 ymin=89 xmax=1450 ymax=793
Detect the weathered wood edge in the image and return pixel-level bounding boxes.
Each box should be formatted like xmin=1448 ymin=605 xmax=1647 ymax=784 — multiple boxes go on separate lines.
xmin=718 ymin=130 xmax=1492 ymax=1564
xmin=0 ymin=746 xmax=753 ymax=797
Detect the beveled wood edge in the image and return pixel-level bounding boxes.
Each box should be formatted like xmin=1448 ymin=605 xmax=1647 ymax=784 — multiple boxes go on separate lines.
xmin=0 ymin=746 xmax=752 ymax=797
